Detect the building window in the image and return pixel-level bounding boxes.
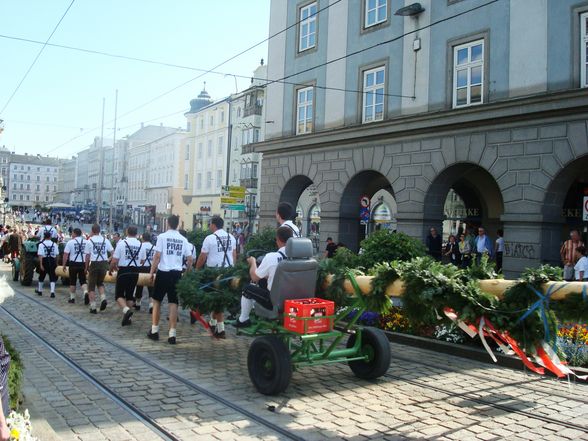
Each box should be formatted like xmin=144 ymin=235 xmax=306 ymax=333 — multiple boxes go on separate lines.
xmin=237 ymin=107 xmax=241 ymax=117
xmin=36 ymin=185 xmax=39 ymax=191
xmin=220 ymin=111 xmax=225 ymax=123
xmin=362 ymin=66 xmax=385 ymax=123
xmin=26 ymin=184 xmax=30 ymax=190
xmin=209 ymin=115 xmax=214 ymax=127
xmin=27 ymin=175 xmax=30 ymax=181
xmin=296 ymin=86 xmax=314 ymax=135
xmin=199 ymin=118 xmax=204 ymax=129
xmin=26 ymin=195 xmax=29 ymax=201
xmin=36 ymin=176 xmax=40 ymax=181
xmin=253 ymin=129 xmax=260 ymax=143
xmin=197 ymin=143 xmax=203 ymax=159
xmin=582 ymin=12 xmax=588 ymax=87
xmin=197 ymin=173 xmax=202 ymax=190
xmin=299 ymin=2 xmax=317 ymax=52
xmin=453 ymin=40 xmax=484 ymax=108
xmin=206 ymin=172 xmax=212 ymax=189
xmin=19 ymin=184 xmax=23 ymax=190
xmin=216 ymin=170 xmax=222 ymax=189
xmin=45 ymin=196 xmax=49 ymax=202
xmin=207 ymin=140 xmax=213 ymax=157
xmin=217 ymin=136 xmax=224 ymax=155
xmin=185 ymin=144 xmax=190 ymax=160
xmin=12 ymin=183 xmax=16 ymax=190
xmin=184 ymin=174 xmax=189 ymax=190
xmin=365 ymin=0 xmax=387 ymax=28
xmin=20 ymin=195 xmax=23 ymax=201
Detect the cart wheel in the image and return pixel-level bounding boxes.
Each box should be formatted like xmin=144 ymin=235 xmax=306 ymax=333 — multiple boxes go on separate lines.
xmin=347 ymin=327 xmax=391 ymax=380
xmin=247 ymin=335 xmax=292 ymax=395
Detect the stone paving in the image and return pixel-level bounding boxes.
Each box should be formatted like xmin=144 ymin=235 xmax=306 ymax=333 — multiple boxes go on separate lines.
xmin=1 ymin=264 xmax=587 ymax=440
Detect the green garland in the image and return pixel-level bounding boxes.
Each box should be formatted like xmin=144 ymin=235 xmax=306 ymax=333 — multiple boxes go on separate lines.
xmin=2 ymin=334 xmax=23 ymax=410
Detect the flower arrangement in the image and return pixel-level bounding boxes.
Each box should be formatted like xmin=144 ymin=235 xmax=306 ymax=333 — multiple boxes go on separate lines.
xmin=6 ymin=409 xmax=38 ymax=441
xmin=557 ymin=323 xmax=588 ymax=368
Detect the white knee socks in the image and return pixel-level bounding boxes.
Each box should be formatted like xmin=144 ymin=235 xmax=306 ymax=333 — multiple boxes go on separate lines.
xmin=239 ymin=296 xmax=254 ymax=322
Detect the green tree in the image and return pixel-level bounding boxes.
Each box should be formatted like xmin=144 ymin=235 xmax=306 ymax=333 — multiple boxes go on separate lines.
xmin=359 ymin=230 xmax=427 ymax=269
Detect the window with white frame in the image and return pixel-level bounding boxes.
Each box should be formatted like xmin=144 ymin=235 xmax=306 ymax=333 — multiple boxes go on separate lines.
xmin=581 ymin=12 xmax=588 ymax=87
xmin=365 ymin=0 xmax=387 ymax=28
xmin=453 ymin=40 xmax=484 ymax=107
xmin=299 ymin=2 xmax=317 ymax=52
xmin=362 ymin=66 xmax=385 ymax=123
xmin=296 ymin=86 xmax=314 ymax=135
xmin=216 ymin=170 xmax=222 ymax=189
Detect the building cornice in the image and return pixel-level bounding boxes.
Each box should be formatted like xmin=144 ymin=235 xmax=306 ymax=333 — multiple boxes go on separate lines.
xmin=255 ymin=89 xmax=588 ymax=155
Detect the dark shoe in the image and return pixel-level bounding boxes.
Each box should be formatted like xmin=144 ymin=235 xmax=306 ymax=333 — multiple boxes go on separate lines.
xmin=36 ymin=290 xmax=42 ymax=296
xmin=149 ymin=306 xmax=153 ymax=314
xmin=234 ymin=319 xmax=251 ymax=328
xmin=100 ymin=299 xmax=107 ymax=311
xmin=122 ymin=310 xmax=134 ymax=326
xmin=147 ymin=331 xmax=159 ymax=341
xmin=68 ymin=298 xmax=75 ymax=304
xmin=168 ymin=337 xmax=176 ymax=345
xmin=84 ymin=293 xmax=89 ymax=305
xmin=215 ymin=330 xmax=226 ymax=339
xmin=89 ymin=309 xmax=97 ymax=314
xmin=134 ymin=304 xmax=141 ymax=311
xmin=50 ymin=292 xmax=55 ymax=298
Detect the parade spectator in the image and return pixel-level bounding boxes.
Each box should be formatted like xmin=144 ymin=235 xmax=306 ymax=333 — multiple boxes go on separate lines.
xmin=444 ymin=234 xmax=460 ymax=266
xmin=459 ymin=233 xmax=472 ymax=268
xmin=474 ymin=226 xmax=493 ymax=263
xmin=325 ymin=237 xmax=338 ymax=258
xmin=276 ymin=202 xmax=300 ymax=237
xmin=425 ymin=227 xmax=442 ymax=261
xmin=494 ymin=229 xmax=504 ymax=273
xmin=561 ymin=229 xmax=585 ymax=281
xmin=574 ymin=245 xmax=588 ymax=281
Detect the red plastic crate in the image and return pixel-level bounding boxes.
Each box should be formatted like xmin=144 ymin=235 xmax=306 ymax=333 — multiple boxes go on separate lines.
xmin=283 ymin=298 xmax=335 ymax=334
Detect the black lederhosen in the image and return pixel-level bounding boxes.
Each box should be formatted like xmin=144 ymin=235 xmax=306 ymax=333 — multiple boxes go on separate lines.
xmin=115 ymin=266 xmax=140 ymax=301
xmin=68 ymin=262 xmax=87 ymax=286
xmin=153 ymin=270 xmax=182 ymax=304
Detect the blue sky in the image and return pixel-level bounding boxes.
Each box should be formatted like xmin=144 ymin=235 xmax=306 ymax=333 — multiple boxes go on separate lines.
xmin=0 ymin=0 xmax=270 ymax=158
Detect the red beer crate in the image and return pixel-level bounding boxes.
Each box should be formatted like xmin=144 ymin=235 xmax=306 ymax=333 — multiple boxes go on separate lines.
xmin=284 ymin=298 xmax=335 ymax=334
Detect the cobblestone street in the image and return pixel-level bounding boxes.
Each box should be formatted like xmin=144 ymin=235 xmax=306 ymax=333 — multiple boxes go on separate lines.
xmin=1 ymin=264 xmax=587 ymax=440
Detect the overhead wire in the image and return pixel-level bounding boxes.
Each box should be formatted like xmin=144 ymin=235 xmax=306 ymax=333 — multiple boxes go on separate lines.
xmin=0 ymin=0 xmax=76 ymax=115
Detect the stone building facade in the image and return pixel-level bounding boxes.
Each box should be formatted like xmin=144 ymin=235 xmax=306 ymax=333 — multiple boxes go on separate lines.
xmin=257 ymin=0 xmax=588 ymax=276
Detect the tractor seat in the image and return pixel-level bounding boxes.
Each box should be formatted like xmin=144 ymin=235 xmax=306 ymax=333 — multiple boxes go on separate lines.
xmin=254 ymin=237 xmax=318 ymax=320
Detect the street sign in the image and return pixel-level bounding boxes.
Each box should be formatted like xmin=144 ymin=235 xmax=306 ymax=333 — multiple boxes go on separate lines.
xmin=224 ymin=204 xmax=246 ymax=211
xmin=221 ymin=196 xmax=244 ymax=205
xmin=583 ymin=196 xmax=588 ymax=221
xmin=221 ymin=185 xmax=246 ymax=198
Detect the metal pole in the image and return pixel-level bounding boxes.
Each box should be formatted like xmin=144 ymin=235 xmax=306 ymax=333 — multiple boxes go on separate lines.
xmin=97 ymin=97 xmax=105 ymax=225
xmin=109 ymin=89 xmax=118 ymax=231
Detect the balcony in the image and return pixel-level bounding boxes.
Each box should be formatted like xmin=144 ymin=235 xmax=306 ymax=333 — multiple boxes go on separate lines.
xmin=240 ymin=178 xmax=258 ymax=189
xmin=241 ymin=143 xmax=256 ymax=154
xmin=243 ymin=104 xmax=262 ymax=117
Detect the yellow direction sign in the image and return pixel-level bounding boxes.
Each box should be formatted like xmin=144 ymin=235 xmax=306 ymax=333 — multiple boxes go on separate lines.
xmin=221 ymin=196 xmax=244 ymax=205
xmin=222 ymin=185 xmax=246 ymax=198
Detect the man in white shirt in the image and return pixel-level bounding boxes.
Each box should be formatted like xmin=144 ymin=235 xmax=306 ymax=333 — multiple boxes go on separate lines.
xmin=494 ymin=229 xmax=504 ymax=273
xmin=37 ymin=231 xmax=59 ymax=297
xmin=196 ymin=215 xmax=237 ymax=339
xmin=276 ymin=202 xmax=300 ymax=237
xmin=84 ymin=224 xmax=114 ymax=314
xmin=36 ymin=218 xmax=58 ymax=241
xmin=148 ymin=215 xmax=192 ymax=344
xmin=135 ymin=232 xmax=156 ymax=313
xmin=110 ymin=226 xmax=142 ymax=327
xmin=236 ymin=226 xmax=293 ymax=328
xmin=62 ymin=228 xmax=88 ymax=304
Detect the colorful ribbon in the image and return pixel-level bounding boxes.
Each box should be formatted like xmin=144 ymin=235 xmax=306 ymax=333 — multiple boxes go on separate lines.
xmin=516 ymin=283 xmax=567 ymax=344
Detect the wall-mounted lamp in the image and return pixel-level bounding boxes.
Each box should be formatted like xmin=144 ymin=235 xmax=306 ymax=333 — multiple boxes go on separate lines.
xmin=394 ymin=2 xmax=425 ymax=16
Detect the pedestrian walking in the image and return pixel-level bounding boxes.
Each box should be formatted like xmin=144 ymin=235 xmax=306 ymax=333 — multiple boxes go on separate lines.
xmin=135 ymin=232 xmax=156 ymax=313
xmin=36 ymin=218 xmax=58 ymax=241
xmin=195 ymin=215 xmax=237 ymax=339
xmin=84 ymin=224 xmax=114 ymax=314
xmin=474 ymin=226 xmax=493 ymax=263
xmin=276 ymin=202 xmax=300 ymax=237
xmin=36 ymin=231 xmax=58 ymax=297
xmin=425 ymin=227 xmax=442 ymax=261
xmin=62 ymin=228 xmax=88 ymax=304
xmin=494 ymin=229 xmax=504 ymax=273
xmin=147 ymin=215 xmax=192 ymax=344
xmin=561 ymin=229 xmax=585 ymax=281
xmin=110 ymin=226 xmax=142 ymax=327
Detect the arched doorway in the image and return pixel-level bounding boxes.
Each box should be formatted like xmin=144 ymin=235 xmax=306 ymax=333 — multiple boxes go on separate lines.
xmin=541 ymin=155 xmax=588 ymax=265
xmin=369 ymin=189 xmax=397 ymax=233
xmin=423 ymin=163 xmax=504 ymax=241
xmin=338 ymin=170 xmax=395 ymax=251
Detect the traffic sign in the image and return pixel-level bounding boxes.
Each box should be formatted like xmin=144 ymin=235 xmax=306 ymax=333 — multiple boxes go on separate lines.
xmin=222 ymin=204 xmax=246 ymax=211
xmin=583 ymin=196 xmax=588 ymax=221
xmin=360 ymin=195 xmax=370 ymax=208
xmin=221 ymin=196 xmax=244 ymax=205
xmin=359 ymin=195 xmax=371 ymax=225
xmin=221 ymin=185 xmax=246 ymax=198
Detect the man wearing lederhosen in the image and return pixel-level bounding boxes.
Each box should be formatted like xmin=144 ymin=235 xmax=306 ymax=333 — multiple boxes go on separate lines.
xmin=37 ymin=230 xmax=58 ymax=297
xmin=135 ymin=232 xmax=156 ymax=313
xmin=147 ymin=215 xmax=192 ymax=344
xmin=84 ymin=224 xmax=114 ymax=314
xmin=195 ymin=215 xmax=237 ymax=339
xmin=62 ymin=228 xmax=89 ymax=304
xmin=36 ymin=217 xmax=58 ymax=241
xmin=110 ymin=226 xmax=142 ymax=327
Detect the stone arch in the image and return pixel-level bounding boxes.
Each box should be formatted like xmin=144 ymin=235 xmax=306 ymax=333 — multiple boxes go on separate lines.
xmin=541 ymin=154 xmax=588 ymax=265
xmin=338 ymin=170 xmax=395 ymax=251
xmin=422 ymin=162 xmax=504 ymax=238
xmin=279 ymin=175 xmax=313 ymax=208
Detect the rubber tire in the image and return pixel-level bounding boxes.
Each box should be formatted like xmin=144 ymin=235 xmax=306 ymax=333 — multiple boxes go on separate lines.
xmin=21 ymin=255 xmax=35 ymax=286
xmin=347 ymin=327 xmax=391 ymax=380
xmin=11 ymin=262 xmax=19 ymax=281
xmin=247 ymin=336 xmax=292 ymax=395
